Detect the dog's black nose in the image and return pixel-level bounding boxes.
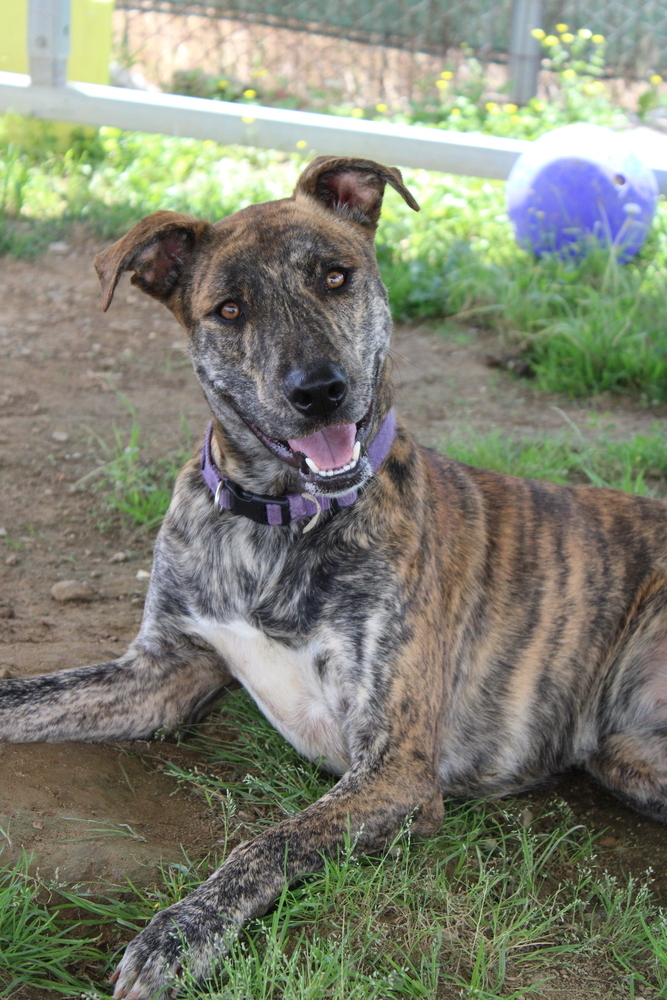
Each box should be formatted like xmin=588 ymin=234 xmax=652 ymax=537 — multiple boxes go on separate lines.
xmin=284 ymin=364 xmax=348 ymax=418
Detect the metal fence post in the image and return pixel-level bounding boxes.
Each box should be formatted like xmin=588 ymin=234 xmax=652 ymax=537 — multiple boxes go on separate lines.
xmin=509 ymin=0 xmax=543 ymax=105
xmin=28 ymin=0 xmax=71 ymax=87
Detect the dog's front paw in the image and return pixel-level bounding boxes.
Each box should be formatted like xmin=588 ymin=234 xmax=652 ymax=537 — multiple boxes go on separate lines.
xmin=112 ymin=899 xmax=231 ymax=1000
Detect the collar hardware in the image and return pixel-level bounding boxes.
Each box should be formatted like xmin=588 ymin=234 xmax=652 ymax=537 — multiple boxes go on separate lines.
xmin=224 ymin=479 xmax=291 ymax=526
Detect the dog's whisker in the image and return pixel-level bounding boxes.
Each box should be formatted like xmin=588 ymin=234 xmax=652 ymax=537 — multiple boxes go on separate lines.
xmin=388 ymin=347 xmax=431 ymax=377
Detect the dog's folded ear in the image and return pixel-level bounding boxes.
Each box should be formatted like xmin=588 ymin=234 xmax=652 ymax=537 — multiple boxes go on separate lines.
xmin=293 ymin=157 xmax=420 ymax=229
xmin=94 ymin=211 xmax=210 ymax=312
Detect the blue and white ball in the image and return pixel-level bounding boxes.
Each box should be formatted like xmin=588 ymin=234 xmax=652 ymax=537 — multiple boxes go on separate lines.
xmin=506 ymin=123 xmax=658 ymax=260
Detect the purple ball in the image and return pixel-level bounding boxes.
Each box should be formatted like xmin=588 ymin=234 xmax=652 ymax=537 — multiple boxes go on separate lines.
xmin=506 ymin=124 xmax=658 ymax=260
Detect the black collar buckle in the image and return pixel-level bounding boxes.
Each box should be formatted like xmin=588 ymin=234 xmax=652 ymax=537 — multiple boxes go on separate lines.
xmin=224 ymin=479 xmax=291 ymax=526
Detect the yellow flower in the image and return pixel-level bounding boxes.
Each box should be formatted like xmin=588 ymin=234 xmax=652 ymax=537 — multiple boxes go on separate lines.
xmin=351 ymin=108 xmax=364 ymax=118
xmin=531 ymin=28 xmax=545 ymax=39
xmin=450 ymin=107 xmax=461 ymax=116
xmin=296 ymin=140 xmax=307 ymax=149
xmin=375 ymin=102 xmax=388 ymax=112
xmin=532 ymin=100 xmax=545 ymax=111
xmin=592 ymin=34 xmax=604 ymax=43
xmin=217 ymin=80 xmax=228 ymax=89
xmin=243 ymin=89 xmax=257 ymax=99
xmin=503 ymin=103 xmax=518 ymax=113
xmin=544 ymin=35 xmax=558 ymax=46
xmin=651 ymin=74 xmax=663 ymax=85
xmin=241 ymin=116 xmax=255 ymax=124
xmin=440 ymin=70 xmax=453 ymax=79
xmin=485 ymin=101 xmax=498 ymax=111
xmin=561 ymin=32 xmax=574 ymax=43
xmin=436 ymin=79 xmax=449 ymax=89
xmin=578 ymin=28 xmax=592 ymax=38
xmin=556 ymin=23 xmax=568 ymax=31
xmin=562 ymin=68 xmax=576 ymax=79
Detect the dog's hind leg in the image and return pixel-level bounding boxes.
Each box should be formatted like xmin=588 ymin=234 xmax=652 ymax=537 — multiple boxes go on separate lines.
xmin=0 ymin=640 xmax=232 ymax=743
xmin=587 ymin=580 xmax=667 ymax=821
xmin=586 ymin=727 xmax=667 ymax=822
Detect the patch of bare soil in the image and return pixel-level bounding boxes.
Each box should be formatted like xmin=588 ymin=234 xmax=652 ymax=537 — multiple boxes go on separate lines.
xmin=1 ymin=238 xmax=667 ymax=898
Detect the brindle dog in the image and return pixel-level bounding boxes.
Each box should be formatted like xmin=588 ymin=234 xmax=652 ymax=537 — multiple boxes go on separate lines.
xmin=2 ymin=156 xmax=667 ymax=999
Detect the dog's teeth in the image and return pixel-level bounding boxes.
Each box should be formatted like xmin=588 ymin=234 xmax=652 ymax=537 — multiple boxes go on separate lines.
xmin=306 ymin=452 xmax=360 ymax=478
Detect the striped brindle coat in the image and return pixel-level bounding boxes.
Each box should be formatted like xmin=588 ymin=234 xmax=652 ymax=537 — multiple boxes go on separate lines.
xmin=2 ymin=157 xmax=667 ymax=999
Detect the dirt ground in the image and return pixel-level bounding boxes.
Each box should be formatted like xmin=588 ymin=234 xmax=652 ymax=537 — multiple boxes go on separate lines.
xmin=1 ymin=235 xmax=667 ymax=904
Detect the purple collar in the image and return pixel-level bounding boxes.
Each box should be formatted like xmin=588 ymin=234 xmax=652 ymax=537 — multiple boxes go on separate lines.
xmin=201 ymin=409 xmax=396 ymax=527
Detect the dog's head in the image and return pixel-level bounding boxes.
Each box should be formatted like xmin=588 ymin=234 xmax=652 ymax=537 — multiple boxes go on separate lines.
xmin=94 ymin=156 xmax=419 ymax=496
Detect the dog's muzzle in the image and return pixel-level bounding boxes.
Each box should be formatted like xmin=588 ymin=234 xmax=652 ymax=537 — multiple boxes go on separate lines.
xmin=201 ymin=409 xmax=396 ymax=528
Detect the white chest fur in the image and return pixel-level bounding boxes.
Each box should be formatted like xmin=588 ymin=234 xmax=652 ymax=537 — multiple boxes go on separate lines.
xmin=190 ymin=617 xmax=350 ymax=774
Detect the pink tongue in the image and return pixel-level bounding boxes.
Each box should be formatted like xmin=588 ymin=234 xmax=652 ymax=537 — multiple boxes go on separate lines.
xmin=288 ymin=423 xmax=356 ymax=470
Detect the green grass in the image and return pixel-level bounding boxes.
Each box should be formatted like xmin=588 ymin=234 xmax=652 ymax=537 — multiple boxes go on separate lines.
xmin=2 ymin=688 xmax=667 ymax=999
xmin=0 ymin=853 xmax=105 ymax=995
xmin=78 ymin=398 xmax=191 ymax=531
xmin=377 ymin=189 xmax=667 ymax=402
xmin=443 ymin=423 xmax=667 ymax=497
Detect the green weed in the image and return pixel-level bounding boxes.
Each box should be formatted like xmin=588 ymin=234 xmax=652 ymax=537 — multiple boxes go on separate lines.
xmin=81 ymin=397 xmax=190 ymax=531
xmin=0 ymin=854 xmax=103 ymax=995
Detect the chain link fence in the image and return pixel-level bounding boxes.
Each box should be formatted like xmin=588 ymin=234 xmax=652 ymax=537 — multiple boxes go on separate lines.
xmin=111 ymin=1 xmax=667 ymax=107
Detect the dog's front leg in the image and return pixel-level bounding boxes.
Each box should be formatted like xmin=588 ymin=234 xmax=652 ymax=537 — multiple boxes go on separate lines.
xmin=0 ymin=641 xmax=232 ymax=743
xmin=111 ymin=732 xmax=444 ymax=999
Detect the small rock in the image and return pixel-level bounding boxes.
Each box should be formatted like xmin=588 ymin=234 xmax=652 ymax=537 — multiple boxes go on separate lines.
xmin=89 ymin=569 xmax=103 ymax=579
xmin=136 ymin=569 xmax=151 ymax=581
xmin=48 ymin=241 xmax=69 ymax=253
xmin=520 ymin=807 xmax=534 ymax=828
xmin=5 ymin=554 xmax=20 ymax=566
xmin=0 ymin=667 xmax=14 ymax=679
xmin=109 ymin=551 xmax=128 ymax=563
xmin=0 ymin=606 xmax=15 ymax=618
xmin=0 ymin=527 xmax=6 ymax=537
xmin=32 ymin=820 xmax=43 ymax=830
xmin=51 ymin=580 xmax=94 ymax=602
xmin=599 ymin=835 xmax=620 ymax=848
xmin=52 ymin=430 xmax=69 ymax=443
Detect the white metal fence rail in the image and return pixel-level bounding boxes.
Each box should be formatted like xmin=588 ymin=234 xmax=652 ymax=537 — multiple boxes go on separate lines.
xmin=0 ymin=0 xmax=665 ymax=193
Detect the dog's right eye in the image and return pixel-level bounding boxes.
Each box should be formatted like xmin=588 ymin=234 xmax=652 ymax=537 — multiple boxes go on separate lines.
xmin=325 ymin=270 xmax=346 ymax=290
xmin=219 ymin=301 xmax=241 ymax=321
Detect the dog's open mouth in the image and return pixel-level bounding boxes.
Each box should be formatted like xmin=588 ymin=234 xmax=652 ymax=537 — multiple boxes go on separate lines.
xmin=248 ymin=407 xmax=373 ymax=492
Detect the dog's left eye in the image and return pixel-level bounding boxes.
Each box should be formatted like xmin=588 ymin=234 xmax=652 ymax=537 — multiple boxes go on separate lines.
xmin=325 ymin=270 xmax=346 ymax=290
xmin=219 ymin=301 xmax=241 ymax=321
